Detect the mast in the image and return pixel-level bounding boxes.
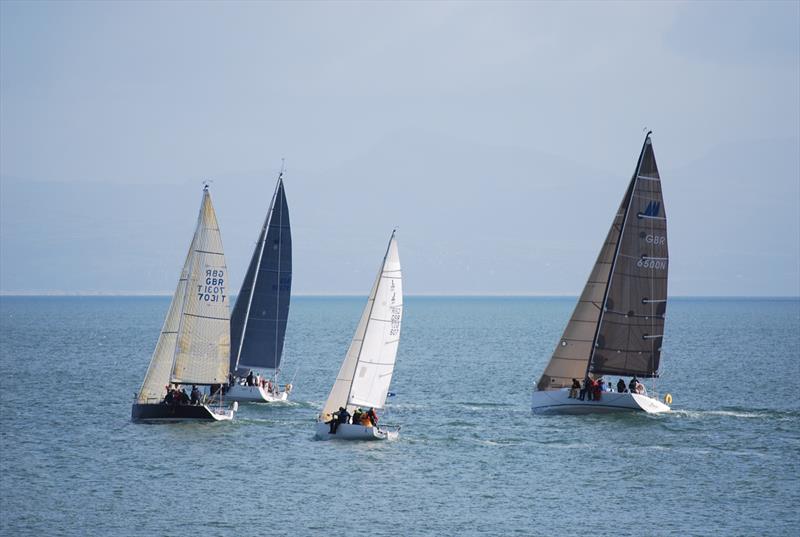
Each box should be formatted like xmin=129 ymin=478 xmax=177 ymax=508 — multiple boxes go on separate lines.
xmin=342 ymin=229 xmax=396 ymax=410
xmin=233 ymin=170 xmax=283 ymax=372
xmin=584 ymin=131 xmax=652 ymax=379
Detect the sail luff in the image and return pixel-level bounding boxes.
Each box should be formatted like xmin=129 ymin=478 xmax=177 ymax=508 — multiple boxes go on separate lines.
xmin=231 ymin=177 xmax=280 ymax=373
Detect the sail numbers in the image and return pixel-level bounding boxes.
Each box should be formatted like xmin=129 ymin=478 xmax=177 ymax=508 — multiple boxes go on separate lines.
xmin=197 ymin=268 xmax=226 ymax=303
xmin=645 ymin=234 xmax=666 ymax=245
xmin=636 ymin=258 xmax=666 ymax=270
xmin=389 ymin=306 xmax=401 ymax=336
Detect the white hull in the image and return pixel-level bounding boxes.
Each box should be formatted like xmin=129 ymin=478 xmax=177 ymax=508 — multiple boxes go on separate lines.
xmin=225 ymin=383 xmax=290 ymax=403
xmin=314 ymin=422 xmax=399 ymax=441
xmin=531 ymin=388 xmax=670 ymax=415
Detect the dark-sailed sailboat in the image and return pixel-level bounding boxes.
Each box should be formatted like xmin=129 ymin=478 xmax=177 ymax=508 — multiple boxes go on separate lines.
xmin=531 ymin=132 xmax=672 ymax=414
xmin=132 ymin=186 xmax=237 ymax=422
xmin=225 ymin=169 xmax=293 ymax=403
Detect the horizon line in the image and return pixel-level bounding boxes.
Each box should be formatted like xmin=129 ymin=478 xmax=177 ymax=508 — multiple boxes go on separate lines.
xmin=1 ymin=291 xmax=798 ymax=299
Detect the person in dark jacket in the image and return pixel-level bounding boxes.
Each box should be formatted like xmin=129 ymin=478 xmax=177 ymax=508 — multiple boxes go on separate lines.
xmin=329 ymin=407 xmax=350 ymax=434
xmin=246 ymin=370 xmax=255 ymax=386
xmin=629 ymin=377 xmax=638 ymax=394
xmin=164 ymin=386 xmax=174 ymax=405
xmin=617 ymin=378 xmax=626 ymax=393
xmin=352 ymin=408 xmax=363 ymax=425
xmin=190 ymin=385 xmax=201 ymax=405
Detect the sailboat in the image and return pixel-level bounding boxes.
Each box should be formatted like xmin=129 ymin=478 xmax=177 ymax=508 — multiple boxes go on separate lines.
xmin=132 ymin=185 xmax=237 ymax=422
xmin=531 ymin=132 xmax=671 ymax=415
xmin=225 ymin=169 xmax=293 ymax=403
xmin=315 ymin=231 xmax=403 ymax=441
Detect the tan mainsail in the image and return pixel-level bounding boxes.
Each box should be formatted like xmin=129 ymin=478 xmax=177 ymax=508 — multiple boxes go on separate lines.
xmin=170 ymin=189 xmax=231 ymax=385
xmin=537 ymin=133 xmax=667 ymax=390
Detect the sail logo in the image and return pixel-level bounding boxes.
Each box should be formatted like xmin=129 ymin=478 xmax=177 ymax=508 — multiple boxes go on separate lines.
xmin=639 ymin=201 xmax=661 ymax=218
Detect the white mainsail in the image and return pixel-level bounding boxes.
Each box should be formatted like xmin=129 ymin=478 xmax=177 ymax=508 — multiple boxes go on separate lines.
xmin=136 ymin=187 xmax=230 ymax=402
xmin=320 ymin=232 xmax=402 ymax=418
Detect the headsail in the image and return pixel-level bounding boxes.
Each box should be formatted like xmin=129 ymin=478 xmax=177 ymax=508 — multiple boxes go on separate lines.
xmin=230 ymin=174 xmax=292 ymax=374
xmin=169 ymin=188 xmax=231 ymax=385
xmin=589 ymin=135 xmax=668 ymax=378
xmin=321 ymin=232 xmax=402 ymax=417
xmin=137 ymin=230 xmax=197 ymax=403
xmin=537 ymin=133 xmax=667 ymax=389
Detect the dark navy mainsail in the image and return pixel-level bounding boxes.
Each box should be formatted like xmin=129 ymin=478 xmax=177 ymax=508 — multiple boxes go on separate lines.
xmin=230 ymin=174 xmax=292 ymax=374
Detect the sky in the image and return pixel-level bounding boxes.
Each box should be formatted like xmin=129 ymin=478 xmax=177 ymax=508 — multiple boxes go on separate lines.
xmin=1 ymin=0 xmax=798 ymax=296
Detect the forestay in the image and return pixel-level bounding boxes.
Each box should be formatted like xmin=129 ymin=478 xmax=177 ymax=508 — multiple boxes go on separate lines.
xmin=230 ymin=175 xmax=292 ymax=373
xmin=589 ymin=136 xmax=668 ymax=378
xmin=169 ymin=188 xmax=231 ymax=385
xmin=321 ymin=232 xmax=402 ymax=417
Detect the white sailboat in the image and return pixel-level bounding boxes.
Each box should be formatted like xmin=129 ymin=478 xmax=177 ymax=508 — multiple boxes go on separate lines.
xmin=132 ymin=185 xmax=237 ymax=422
xmin=226 ymin=169 xmax=293 ymax=403
xmin=315 ymin=231 xmax=403 ymax=441
xmin=532 ymin=132 xmax=671 ymax=415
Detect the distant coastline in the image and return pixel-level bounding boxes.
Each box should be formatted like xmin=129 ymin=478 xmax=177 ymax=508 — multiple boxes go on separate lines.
xmin=1 ymin=292 xmax=798 ymax=300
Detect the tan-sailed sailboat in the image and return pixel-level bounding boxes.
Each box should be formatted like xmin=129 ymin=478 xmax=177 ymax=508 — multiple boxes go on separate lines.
xmin=132 ymin=185 xmax=237 ymax=422
xmin=532 ymin=132 xmax=671 ymax=414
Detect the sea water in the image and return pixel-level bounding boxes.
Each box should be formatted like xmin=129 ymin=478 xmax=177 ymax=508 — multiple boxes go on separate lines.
xmin=0 ymin=296 xmax=798 ymax=536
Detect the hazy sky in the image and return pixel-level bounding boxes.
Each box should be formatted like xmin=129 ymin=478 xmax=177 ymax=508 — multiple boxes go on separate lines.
xmin=1 ymin=1 xmax=798 ymax=296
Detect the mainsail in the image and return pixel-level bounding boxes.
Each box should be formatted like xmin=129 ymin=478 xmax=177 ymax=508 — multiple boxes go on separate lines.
xmin=136 ymin=187 xmax=231 ymax=402
xmin=537 ymin=133 xmax=667 ymax=390
xmin=320 ymin=232 xmax=402 ymax=417
xmin=230 ymin=174 xmax=292 ymax=374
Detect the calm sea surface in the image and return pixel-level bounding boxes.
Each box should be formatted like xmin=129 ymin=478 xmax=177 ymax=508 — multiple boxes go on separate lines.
xmin=0 ymin=296 xmax=798 ymax=536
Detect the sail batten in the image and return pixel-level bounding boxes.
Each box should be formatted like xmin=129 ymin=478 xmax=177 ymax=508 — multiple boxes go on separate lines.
xmin=230 ymin=175 xmax=292 ymax=373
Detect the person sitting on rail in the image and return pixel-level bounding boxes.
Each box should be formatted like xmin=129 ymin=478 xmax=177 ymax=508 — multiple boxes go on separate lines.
xmin=617 ymin=378 xmax=627 ymax=393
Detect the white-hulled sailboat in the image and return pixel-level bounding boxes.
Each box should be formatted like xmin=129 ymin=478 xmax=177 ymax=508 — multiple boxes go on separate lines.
xmin=132 ymin=185 xmax=237 ymax=422
xmin=226 ymin=169 xmax=293 ymax=403
xmin=532 ymin=132 xmax=671 ymax=415
xmin=315 ymin=231 xmax=403 ymax=441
